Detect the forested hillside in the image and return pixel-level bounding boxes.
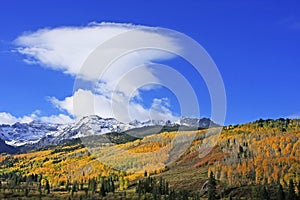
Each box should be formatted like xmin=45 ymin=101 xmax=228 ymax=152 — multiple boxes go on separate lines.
xmin=210 ymin=118 xmax=300 ymax=186
xmin=0 ymin=118 xmax=299 ymax=199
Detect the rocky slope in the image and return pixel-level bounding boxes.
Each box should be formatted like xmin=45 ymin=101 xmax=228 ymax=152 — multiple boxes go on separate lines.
xmin=0 ymin=115 xmax=217 ymax=149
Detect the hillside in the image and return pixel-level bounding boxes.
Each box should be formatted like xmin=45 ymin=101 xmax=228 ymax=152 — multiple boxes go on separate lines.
xmin=0 ymin=118 xmax=299 ymax=199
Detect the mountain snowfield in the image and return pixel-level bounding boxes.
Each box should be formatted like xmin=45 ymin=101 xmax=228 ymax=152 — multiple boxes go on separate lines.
xmin=0 ymin=120 xmax=60 ymax=146
xmin=0 ymin=115 xmax=217 ymax=148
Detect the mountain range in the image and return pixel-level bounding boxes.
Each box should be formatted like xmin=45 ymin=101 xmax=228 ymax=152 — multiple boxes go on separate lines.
xmin=0 ymin=115 xmax=217 ymax=151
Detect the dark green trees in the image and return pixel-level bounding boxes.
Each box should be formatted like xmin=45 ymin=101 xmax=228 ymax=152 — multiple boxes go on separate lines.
xmin=136 ymin=176 xmax=170 ymax=198
xmin=45 ymin=179 xmax=50 ymax=194
xmin=38 ymin=174 xmax=43 ymax=198
xmin=277 ymin=183 xmax=285 ymax=200
xmin=208 ymin=171 xmax=217 ymax=200
xmin=260 ymin=186 xmax=270 ymax=200
xmin=98 ymin=176 xmax=115 ymax=197
xmin=287 ymin=179 xmax=297 ymax=200
xmin=296 ymin=181 xmax=300 ymax=200
xmin=71 ymin=181 xmax=78 ymax=197
xmin=99 ymin=181 xmax=106 ymax=197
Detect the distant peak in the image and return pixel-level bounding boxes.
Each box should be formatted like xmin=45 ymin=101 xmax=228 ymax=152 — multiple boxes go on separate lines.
xmin=82 ymin=115 xmax=102 ymax=119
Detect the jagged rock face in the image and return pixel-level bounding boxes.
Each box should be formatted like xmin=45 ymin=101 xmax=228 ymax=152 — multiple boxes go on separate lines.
xmin=129 ymin=119 xmax=173 ymax=127
xmin=0 ymin=121 xmax=60 ymax=146
xmin=50 ymin=115 xmax=135 ymax=143
xmin=179 ymin=117 xmax=217 ymax=128
xmin=0 ymin=138 xmax=19 ymax=154
xmin=0 ymin=115 xmax=217 ymax=149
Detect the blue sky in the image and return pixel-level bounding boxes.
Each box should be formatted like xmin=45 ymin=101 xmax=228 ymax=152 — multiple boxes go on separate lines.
xmin=0 ymin=0 xmax=299 ymax=125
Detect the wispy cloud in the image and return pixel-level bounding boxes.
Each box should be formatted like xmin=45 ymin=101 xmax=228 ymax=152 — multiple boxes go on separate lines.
xmin=286 ymin=114 xmax=300 ymax=119
xmin=278 ymin=17 xmax=300 ymax=31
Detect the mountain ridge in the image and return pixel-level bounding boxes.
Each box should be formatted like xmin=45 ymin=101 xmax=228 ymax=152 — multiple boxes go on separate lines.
xmin=0 ymin=115 xmax=217 ymax=150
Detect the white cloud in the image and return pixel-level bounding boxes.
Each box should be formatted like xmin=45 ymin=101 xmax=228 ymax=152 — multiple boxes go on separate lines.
xmin=50 ymin=89 xmax=178 ymax=123
xmin=0 ymin=112 xmax=32 ymax=125
xmin=40 ymin=114 xmax=74 ymax=124
xmin=14 ymin=22 xmax=178 ymax=80
xmin=15 ymin=23 xmax=128 ymax=75
xmin=15 ymin=22 xmax=183 ymax=122
xmin=0 ymin=112 xmax=73 ymax=125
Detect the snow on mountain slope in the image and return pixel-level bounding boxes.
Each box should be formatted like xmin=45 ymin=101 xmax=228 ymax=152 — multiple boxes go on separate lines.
xmin=129 ymin=119 xmax=173 ymax=127
xmin=0 ymin=120 xmax=60 ymax=146
xmin=53 ymin=115 xmax=135 ymax=140
xmin=179 ymin=117 xmax=219 ymax=128
xmin=0 ymin=115 xmax=218 ymax=148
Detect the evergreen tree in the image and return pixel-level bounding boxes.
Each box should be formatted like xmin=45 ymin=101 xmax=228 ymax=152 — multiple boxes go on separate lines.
xmin=84 ymin=188 xmax=88 ymax=198
xmin=111 ymin=178 xmax=115 ymax=193
xmin=136 ymin=180 xmax=141 ymax=193
xmin=45 ymin=179 xmax=50 ymax=194
xmin=169 ymin=189 xmax=176 ymax=200
xmin=208 ymin=171 xmax=217 ymax=200
xmin=65 ymin=181 xmax=70 ymax=192
xmin=152 ymin=185 xmax=158 ymax=200
xmin=91 ymin=178 xmax=97 ymax=195
xmin=296 ymin=181 xmax=300 ymax=200
xmin=165 ymin=181 xmax=169 ymax=195
xmin=287 ymin=179 xmax=296 ymax=200
xmin=159 ymin=177 xmax=163 ymax=194
xmin=260 ymin=186 xmax=270 ymax=200
xmin=137 ymin=180 xmax=142 ymax=200
xmin=71 ymin=181 xmax=78 ymax=197
xmin=99 ymin=182 xmax=106 ymax=197
xmin=80 ymin=180 xmax=84 ymax=191
xmin=38 ymin=174 xmax=43 ymax=198
xmin=277 ymin=183 xmax=285 ymax=200
xmin=24 ymin=188 xmax=29 ymax=197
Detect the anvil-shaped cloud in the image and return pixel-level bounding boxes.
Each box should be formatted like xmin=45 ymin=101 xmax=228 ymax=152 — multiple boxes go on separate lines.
xmin=14 ymin=22 xmax=184 ymax=123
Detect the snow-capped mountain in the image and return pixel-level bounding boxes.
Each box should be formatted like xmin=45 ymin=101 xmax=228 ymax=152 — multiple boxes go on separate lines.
xmin=49 ymin=115 xmax=135 ymax=142
xmin=0 ymin=120 xmax=60 ymax=146
xmin=179 ymin=117 xmax=219 ymax=128
xmin=31 ymin=115 xmax=139 ymax=148
xmin=0 ymin=115 xmax=218 ymax=149
xmin=129 ymin=119 xmax=173 ymax=127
